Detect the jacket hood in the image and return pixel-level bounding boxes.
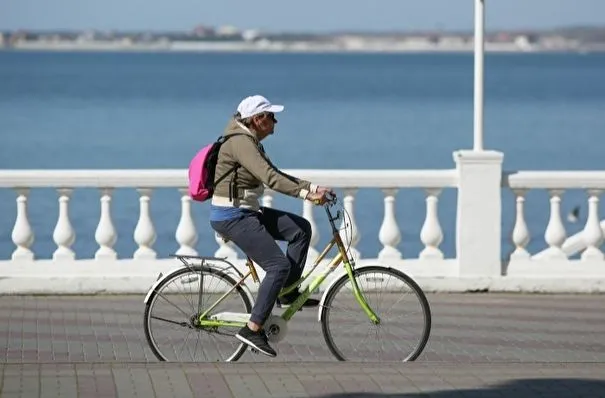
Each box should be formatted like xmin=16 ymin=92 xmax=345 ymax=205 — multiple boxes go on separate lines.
xmin=224 ymin=117 xmax=259 ymax=141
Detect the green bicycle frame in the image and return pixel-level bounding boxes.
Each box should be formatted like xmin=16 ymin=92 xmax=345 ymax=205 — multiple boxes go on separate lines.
xmin=198 ymin=198 xmax=380 ymax=327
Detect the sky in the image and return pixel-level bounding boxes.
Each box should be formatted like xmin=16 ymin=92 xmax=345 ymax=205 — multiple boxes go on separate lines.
xmin=1 ymin=0 xmax=604 ymax=33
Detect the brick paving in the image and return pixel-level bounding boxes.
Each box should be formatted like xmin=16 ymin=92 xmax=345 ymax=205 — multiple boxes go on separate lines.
xmin=1 ymin=293 xmax=605 ymax=397
xmin=1 ymin=362 xmax=604 ymax=397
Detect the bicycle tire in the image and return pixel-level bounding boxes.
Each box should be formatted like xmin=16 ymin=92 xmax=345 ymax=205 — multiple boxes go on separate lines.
xmin=144 ymin=265 xmax=252 ymax=362
xmin=321 ymin=265 xmax=431 ymax=362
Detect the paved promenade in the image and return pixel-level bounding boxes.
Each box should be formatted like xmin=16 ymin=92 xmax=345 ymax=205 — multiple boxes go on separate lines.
xmin=1 ymin=293 xmax=605 ymax=397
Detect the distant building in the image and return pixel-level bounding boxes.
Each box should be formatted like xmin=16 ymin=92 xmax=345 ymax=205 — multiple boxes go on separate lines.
xmin=216 ymin=25 xmax=239 ymax=36
xmin=192 ymin=25 xmax=215 ymax=37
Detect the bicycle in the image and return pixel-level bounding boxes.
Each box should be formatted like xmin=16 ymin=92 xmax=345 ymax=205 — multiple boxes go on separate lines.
xmin=143 ymin=194 xmax=432 ymax=362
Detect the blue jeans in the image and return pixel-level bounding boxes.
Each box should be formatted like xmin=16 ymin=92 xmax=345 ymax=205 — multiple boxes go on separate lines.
xmin=210 ymin=207 xmax=312 ymax=325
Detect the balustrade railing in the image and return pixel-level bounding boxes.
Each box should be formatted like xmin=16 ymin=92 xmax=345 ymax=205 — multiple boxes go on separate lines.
xmin=503 ymin=171 xmax=605 ymax=266
xmin=3 ymin=166 xmax=605 ymax=293
xmin=0 ymin=169 xmax=458 ymax=263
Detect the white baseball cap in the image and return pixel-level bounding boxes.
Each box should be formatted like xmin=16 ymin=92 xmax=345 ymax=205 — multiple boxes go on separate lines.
xmin=236 ymin=95 xmax=284 ymax=119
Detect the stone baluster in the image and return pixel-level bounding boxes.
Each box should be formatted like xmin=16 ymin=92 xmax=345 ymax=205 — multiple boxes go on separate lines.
xmin=11 ymin=188 xmax=34 ymax=260
xmin=303 ymin=199 xmax=319 ymax=261
xmin=339 ymin=188 xmax=360 ymax=261
xmin=94 ymin=188 xmax=117 ymax=260
xmin=378 ymin=188 xmax=401 ymax=260
xmin=420 ymin=188 xmax=444 ymax=259
xmin=510 ymin=189 xmax=530 ymax=260
xmin=262 ymin=190 xmax=274 ymax=208
xmin=543 ymin=189 xmax=567 ymax=259
xmin=133 ymin=188 xmax=157 ymax=259
xmin=581 ymin=189 xmax=604 ymax=260
xmin=214 ymin=232 xmax=238 ymax=260
xmin=175 ymin=188 xmax=198 ymax=256
xmin=52 ymin=188 xmax=75 ymax=260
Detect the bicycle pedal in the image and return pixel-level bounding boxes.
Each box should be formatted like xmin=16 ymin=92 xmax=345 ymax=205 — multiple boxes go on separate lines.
xmin=249 ymin=347 xmax=260 ymax=354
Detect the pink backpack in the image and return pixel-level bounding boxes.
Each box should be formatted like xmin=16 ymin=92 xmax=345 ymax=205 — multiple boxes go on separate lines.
xmin=188 ymin=134 xmax=245 ymax=202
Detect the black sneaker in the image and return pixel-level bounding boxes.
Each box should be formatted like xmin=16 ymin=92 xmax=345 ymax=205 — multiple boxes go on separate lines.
xmin=276 ymin=290 xmax=320 ymax=309
xmin=235 ymin=325 xmax=277 ymax=357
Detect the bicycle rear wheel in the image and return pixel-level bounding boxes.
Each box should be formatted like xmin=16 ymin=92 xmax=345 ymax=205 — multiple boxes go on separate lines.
xmin=144 ymin=265 xmax=252 ymax=362
xmin=321 ymin=265 xmax=431 ymax=362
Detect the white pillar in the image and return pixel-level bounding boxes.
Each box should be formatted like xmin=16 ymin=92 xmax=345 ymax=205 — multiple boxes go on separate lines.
xmin=302 ymin=200 xmax=319 ymax=261
xmin=510 ymin=189 xmax=530 ymax=260
xmin=175 ymin=188 xmax=198 ymax=256
xmin=133 ymin=188 xmax=157 ymax=259
xmin=473 ymin=0 xmax=485 ymax=151
xmin=378 ymin=188 xmax=402 ymax=260
xmin=94 ymin=188 xmax=117 ymax=260
xmin=454 ymin=150 xmax=503 ymax=276
xmin=52 ymin=188 xmax=76 ymax=260
xmin=581 ymin=189 xmax=604 ymax=261
xmin=419 ymin=188 xmax=444 ymax=259
xmin=543 ymin=189 xmax=567 ymax=259
xmin=11 ymin=188 xmax=34 ymax=260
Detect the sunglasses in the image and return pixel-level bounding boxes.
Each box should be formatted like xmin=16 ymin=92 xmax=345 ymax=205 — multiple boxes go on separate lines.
xmin=259 ymin=112 xmax=276 ymax=122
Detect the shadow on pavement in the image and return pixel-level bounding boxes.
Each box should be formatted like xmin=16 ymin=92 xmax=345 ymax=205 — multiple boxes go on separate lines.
xmin=317 ymin=378 xmax=605 ymax=397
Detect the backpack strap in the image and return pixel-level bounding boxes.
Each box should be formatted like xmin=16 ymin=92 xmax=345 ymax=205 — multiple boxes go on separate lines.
xmin=214 ymin=163 xmax=239 ymax=186
xmin=212 ymin=133 xmax=256 ymax=200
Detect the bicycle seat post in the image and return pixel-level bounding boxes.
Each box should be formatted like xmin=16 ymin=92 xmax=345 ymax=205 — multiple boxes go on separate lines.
xmin=246 ymin=256 xmax=260 ymax=283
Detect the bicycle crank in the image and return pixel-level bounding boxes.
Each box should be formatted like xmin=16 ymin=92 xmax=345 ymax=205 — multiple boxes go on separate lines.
xmin=264 ymin=315 xmax=288 ymax=343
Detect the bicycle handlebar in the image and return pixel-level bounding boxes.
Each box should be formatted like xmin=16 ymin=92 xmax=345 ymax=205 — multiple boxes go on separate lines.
xmin=312 ymin=192 xmax=337 ymax=207
xmin=311 ymin=192 xmax=341 ymax=232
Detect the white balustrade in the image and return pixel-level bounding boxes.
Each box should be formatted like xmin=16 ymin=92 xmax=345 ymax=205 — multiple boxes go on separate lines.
xmin=581 ymin=189 xmax=604 ymax=261
xmin=378 ymin=188 xmax=401 ymax=260
xmin=94 ymin=188 xmax=117 ymax=260
xmin=175 ymin=188 xmax=198 ymax=256
xmin=52 ymin=188 xmax=75 ymax=260
xmin=4 ymin=168 xmax=605 ymax=293
xmin=11 ymin=188 xmax=34 ymax=260
xmin=510 ymin=189 xmax=530 ymax=260
xmin=505 ymin=171 xmax=605 ymax=261
xmin=133 ymin=188 xmax=156 ymax=259
xmin=419 ymin=189 xmax=444 ymax=259
xmin=0 ymin=169 xmax=458 ymax=266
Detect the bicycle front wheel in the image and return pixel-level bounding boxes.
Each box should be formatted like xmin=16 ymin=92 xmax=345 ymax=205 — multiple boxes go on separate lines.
xmin=321 ymin=265 xmax=431 ymax=362
xmin=144 ymin=265 xmax=252 ymax=362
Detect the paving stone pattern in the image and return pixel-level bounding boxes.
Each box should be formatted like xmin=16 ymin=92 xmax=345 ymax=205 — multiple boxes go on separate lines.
xmin=1 ymin=293 xmax=605 ymax=397
xmin=1 ymin=362 xmax=605 ymax=398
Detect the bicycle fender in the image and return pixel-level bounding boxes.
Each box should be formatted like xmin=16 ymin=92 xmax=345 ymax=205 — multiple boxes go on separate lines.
xmin=143 ymin=271 xmax=174 ymax=304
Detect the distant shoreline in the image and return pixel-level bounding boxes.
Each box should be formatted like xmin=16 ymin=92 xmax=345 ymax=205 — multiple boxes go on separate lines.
xmin=2 ymin=41 xmax=603 ymax=54
xmin=4 ymin=25 xmax=605 ymax=54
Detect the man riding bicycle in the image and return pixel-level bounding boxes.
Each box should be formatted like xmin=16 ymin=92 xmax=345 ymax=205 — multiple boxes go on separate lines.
xmin=209 ymin=94 xmax=333 ymax=357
